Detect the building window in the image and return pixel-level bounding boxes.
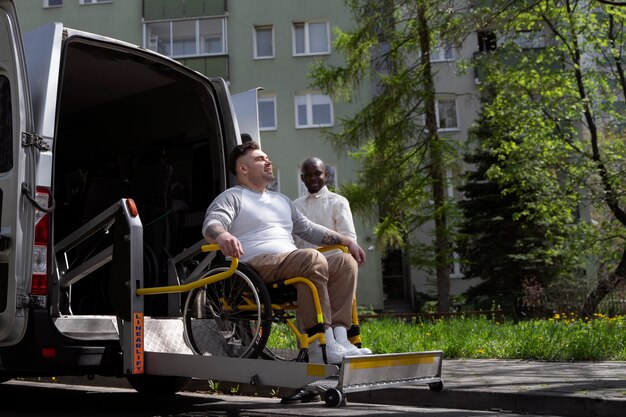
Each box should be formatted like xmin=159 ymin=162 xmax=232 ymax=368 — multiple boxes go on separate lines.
xmin=431 ymin=43 xmax=454 ymax=62
xmin=254 ymin=25 xmax=274 ymax=59
xmin=80 ymin=0 xmax=112 ymax=4
xmin=145 ymin=17 xmax=227 ymax=58
xmin=258 ymin=95 xmax=277 ymax=131
xmin=44 ymin=0 xmax=63 ymax=7
xmin=478 ymin=31 xmax=497 ymax=52
xmin=436 ymin=98 xmax=458 ymax=130
xmin=449 ymin=251 xmax=465 ymax=278
xmin=295 ymin=93 xmax=333 ymax=128
xmin=293 ymin=21 xmax=330 ymax=56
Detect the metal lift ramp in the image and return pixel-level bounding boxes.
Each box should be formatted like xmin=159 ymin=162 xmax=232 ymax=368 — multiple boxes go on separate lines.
xmin=135 ymin=251 xmax=444 ymax=407
xmin=139 ymin=315 xmax=443 ymax=407
xmin=63 ymin=199 xmax=443 ymax=407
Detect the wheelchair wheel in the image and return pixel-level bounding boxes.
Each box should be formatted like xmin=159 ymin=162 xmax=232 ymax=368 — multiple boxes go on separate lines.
xmin=183 ymin=262 xmax=272 ymax=358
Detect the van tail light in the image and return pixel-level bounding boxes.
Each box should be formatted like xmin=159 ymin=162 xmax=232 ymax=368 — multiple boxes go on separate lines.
xmin=31 ymin=186 xmax=51 ymax=296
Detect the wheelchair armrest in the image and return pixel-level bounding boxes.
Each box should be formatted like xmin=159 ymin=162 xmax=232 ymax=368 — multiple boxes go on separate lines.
xmin=317 ymin=244 xmax=348 ymax=253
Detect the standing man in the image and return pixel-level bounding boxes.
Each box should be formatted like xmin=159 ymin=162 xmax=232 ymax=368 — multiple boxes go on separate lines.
xmin=202 ymin=142 xmax=366 ymax=366
xmin=294 ymin=157 xmax=371 ymax=355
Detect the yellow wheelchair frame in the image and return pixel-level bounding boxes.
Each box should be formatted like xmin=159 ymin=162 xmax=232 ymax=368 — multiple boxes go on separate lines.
xmin=137 ymin=243 xmax=363 ymax=363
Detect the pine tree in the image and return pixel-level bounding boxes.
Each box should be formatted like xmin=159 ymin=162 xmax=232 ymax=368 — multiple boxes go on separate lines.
xmin=457 ymin=111 xmax=563 ymax=311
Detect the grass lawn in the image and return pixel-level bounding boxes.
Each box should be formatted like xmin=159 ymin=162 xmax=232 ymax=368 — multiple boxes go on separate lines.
xmin=267 ymin=313 xmax=626 ymax=361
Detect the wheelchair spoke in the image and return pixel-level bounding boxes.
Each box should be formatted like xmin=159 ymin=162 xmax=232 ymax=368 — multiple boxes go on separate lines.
xmin=182 ymin=264 xmax=272 ymax=359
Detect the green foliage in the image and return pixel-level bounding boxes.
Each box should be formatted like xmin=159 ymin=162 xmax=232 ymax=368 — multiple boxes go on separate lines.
xmin=207 ymin=380 xmax=220 ymax=393
xmin=266 ymin=323 xmax=296 ymax=350
xmin=270 ymin=387 xmax=280 ymax=397
xmin=468 ymin=0 xmax=626 ymax=310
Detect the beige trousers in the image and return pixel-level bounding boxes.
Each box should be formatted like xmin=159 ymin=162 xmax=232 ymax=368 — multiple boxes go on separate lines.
xmin=246 ymin=248 xmax=357 ymax=331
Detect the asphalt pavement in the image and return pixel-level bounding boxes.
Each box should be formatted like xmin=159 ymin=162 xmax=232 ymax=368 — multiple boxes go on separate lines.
xmin=345 ymin=359 xmax=626 ymax=417
xmin=36 ymin=359 xmax=626 ymax=417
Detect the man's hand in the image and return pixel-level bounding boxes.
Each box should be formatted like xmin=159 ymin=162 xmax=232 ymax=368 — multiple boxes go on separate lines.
xmin=215 ymin=231 xmax=245 ymax=258
xmin=207 ymin=223 xmax=245 ymax=258
xmin=345 ymin=239 xmax=366 ymax=265
xmin=320 ymin=230 xmax=367 ymax=265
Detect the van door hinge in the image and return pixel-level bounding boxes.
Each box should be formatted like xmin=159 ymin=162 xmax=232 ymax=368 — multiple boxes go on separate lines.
xmin=21 ymin=132 xmax=51 ymax=152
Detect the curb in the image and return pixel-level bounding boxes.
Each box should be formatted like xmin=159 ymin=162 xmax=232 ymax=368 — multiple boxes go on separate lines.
xmin=346 ymin=386 xmax=625 ymax=417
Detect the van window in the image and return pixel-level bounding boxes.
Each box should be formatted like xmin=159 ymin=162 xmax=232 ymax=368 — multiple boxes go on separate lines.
xmin=0 ymin=75 xmax=12 ymax=173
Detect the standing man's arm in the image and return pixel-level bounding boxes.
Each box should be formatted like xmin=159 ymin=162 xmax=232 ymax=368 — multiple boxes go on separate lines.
xmin=293 ymin=207 xmax=365 ymax=265
xmin=332 ymin=196 xmax=357 ymax=241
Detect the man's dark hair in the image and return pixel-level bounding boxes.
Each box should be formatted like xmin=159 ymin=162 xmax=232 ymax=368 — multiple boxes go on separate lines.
xmin=227 ymin=140 xmax=260 ymax=176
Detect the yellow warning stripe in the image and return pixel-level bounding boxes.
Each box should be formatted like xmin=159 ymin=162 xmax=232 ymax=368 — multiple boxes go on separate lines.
xmin=307 ymin=364 xmax=328 ymax=377
xmin=348 ymin=354 xmax=436 ymax=370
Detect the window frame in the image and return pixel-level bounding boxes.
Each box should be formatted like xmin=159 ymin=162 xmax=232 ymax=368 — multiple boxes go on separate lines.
xmin=43 ymin=0 xmax=63 ymax=7
xmin=294 ymin=93 xmax=334 ymax=129
xmin=449 ymin=251 xmax=465 ymax=278
xmin=258 ymin=95 xmax=277 ymax=131
xmin=435 ymin=97 xmax=459 ymax=131
xmin=79 ymin=0 xmax=113 ymax=4
xmin=431 ymin=43 xmax=455 ymax=62
xmin=292 ymin=21 xmax=331 ymax=56
xmin=144 ymin=17 xmax=228 ymax=59
xmin=254 ymin=25 xmax=274 ymax=59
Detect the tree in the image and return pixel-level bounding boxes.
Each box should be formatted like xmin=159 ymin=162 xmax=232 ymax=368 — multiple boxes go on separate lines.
xmin=310 ymin=0 xmax=472 ymax=312
xmin=457 ymin=109 xmax=566 ymax=312
xmin=473 ymin=0 xmax=626 ymax=315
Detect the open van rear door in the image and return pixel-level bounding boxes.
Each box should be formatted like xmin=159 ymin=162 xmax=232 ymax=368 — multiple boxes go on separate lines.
xmin=0 ymin=0 xmax=36 ymax=345
xmin=232 ymin=87 xmax=262 ymax=145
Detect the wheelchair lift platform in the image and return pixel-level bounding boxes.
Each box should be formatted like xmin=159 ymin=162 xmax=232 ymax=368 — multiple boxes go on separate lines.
xmin=59 ymin=200 xmax=443 ymax=407
xmin=141 ymin=318 xmax=444 ymax=407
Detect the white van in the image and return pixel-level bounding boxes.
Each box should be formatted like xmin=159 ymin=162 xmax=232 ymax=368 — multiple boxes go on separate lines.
xmin=0 ymin=0 xmax=241 ymax=394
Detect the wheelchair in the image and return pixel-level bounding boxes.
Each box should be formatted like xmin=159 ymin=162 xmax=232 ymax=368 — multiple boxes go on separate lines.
xmin=181 ymin=244 xmax=364 ymax=363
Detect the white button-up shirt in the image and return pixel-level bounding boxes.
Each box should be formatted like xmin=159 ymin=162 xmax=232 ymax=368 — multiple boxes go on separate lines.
xmin=293 ymin=186 xmax=357 ymax=251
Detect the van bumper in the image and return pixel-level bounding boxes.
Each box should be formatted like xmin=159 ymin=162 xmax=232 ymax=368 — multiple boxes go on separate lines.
xmin=0 ymin=309 xmax=122 ymax=378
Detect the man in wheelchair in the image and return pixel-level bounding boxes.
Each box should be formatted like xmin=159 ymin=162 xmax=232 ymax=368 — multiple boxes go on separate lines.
xmin=202 ymin=141 xmax=369 ymax=366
